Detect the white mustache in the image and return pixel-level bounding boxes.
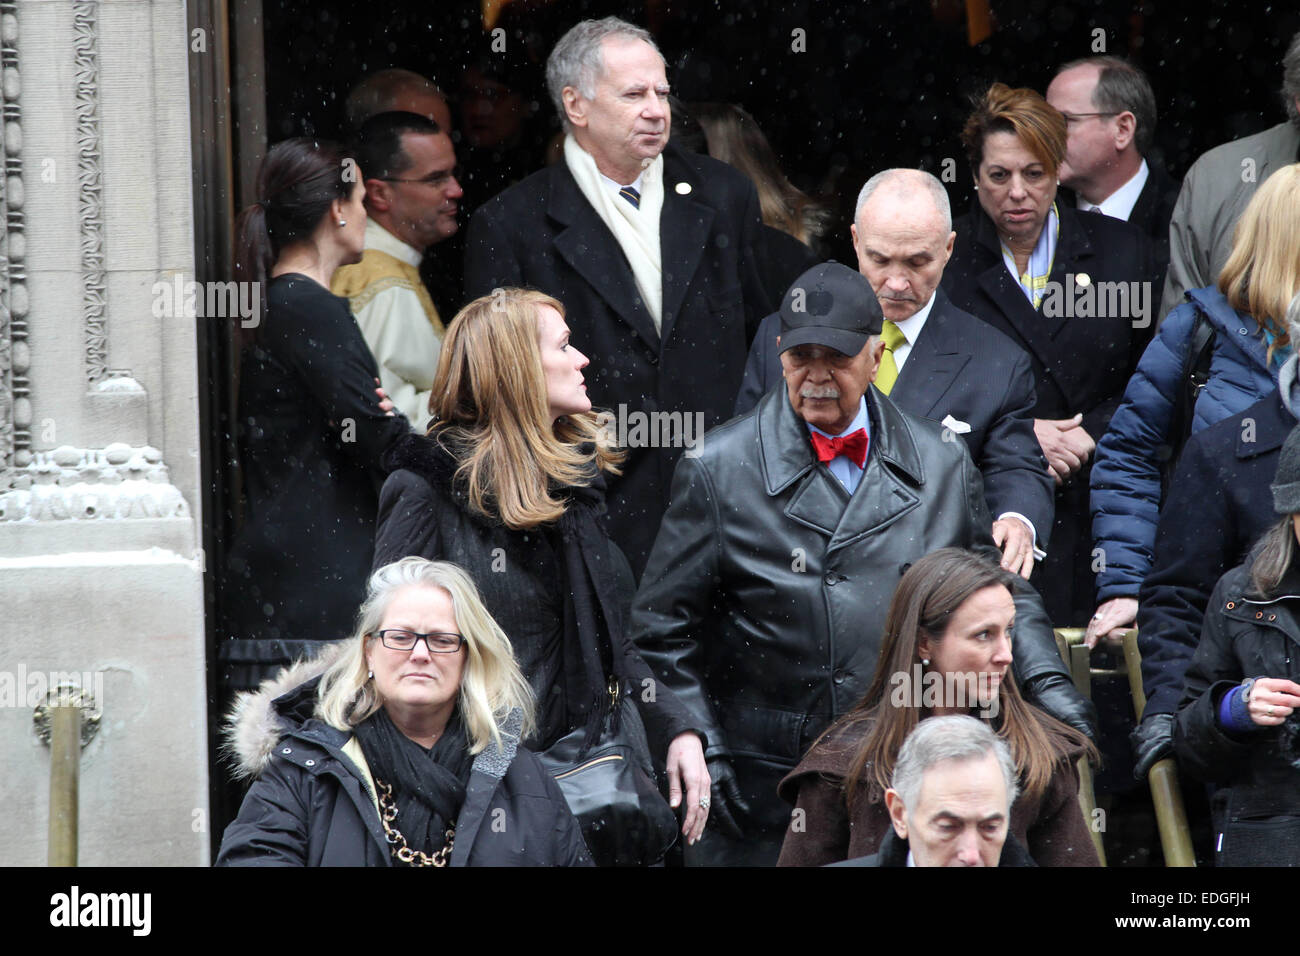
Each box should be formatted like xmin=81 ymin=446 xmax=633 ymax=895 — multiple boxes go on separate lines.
xmin=801 ymin=385 xmax=840 ymax=399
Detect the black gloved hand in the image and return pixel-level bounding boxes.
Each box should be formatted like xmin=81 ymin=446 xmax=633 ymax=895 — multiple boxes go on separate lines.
xmin=1131 ymin=712 xmax=1175 ymax=781
xmin=705 ymin=757 xmax=751 ymax=840
xmin=1023 ymin=672 xmax=1099 ymax=742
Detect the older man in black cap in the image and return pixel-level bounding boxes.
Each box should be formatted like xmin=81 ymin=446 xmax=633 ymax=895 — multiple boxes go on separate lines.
xmin=631 ymin=262 xmax=1094 ymax=866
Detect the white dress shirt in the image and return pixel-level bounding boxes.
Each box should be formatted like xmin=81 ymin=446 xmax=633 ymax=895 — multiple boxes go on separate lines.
xmin=1076 ymin=159 xmax=1149 ymax=222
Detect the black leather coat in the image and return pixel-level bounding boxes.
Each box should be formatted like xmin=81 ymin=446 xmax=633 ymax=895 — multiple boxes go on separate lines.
xmin=630 ymin=385 xmax=1094 ymax=836
xmin=1175 ymin=561 xmax=1300 ymax=865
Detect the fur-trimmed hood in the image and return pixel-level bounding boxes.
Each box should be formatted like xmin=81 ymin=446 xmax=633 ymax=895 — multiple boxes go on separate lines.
xmin=222 ymin=641 xmax=351 ymax=781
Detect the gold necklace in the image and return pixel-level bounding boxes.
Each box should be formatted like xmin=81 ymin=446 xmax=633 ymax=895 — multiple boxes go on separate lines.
xmin=375 ymin=778 xmax=455 ymax=867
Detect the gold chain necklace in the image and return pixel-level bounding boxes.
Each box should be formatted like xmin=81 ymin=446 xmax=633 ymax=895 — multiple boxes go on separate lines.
xmin=375 ymin=778 xmax=455 ymax=867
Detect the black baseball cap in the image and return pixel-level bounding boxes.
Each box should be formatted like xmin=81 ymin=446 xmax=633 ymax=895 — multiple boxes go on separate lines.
xmin=778 ymin=262 xmax=884 ymax=355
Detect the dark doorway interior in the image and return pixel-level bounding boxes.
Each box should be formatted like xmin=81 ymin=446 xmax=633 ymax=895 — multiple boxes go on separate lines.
xmin=200 ymin=0 xmax=1300 ymax=848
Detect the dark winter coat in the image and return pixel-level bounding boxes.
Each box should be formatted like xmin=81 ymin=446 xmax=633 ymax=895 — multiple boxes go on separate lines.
xmin=1138 ymin=390 xmax=1294 ymax=717
xmin=215 ymin=646 xmax=592 ymax=866
xmin=629 ymin=384 xmax=1091 ymax=855
xmin=775 ymin=714 xmax=1098 ymax=867
xmin=1174 ymin=562 xmax=1300 ymax=865
xmin=1090 ymin=286 xmax=1279 ymax=605
xmin=372 ymin=432 xmax=700 ymax=756
xmin=221 ymin=275 xmax=410 ymax=691
xmin=942 ymin=202 xmax=1158 ymax=625
xmin=464 ymin=141 xmax=775 ymax=579
xmin=828 ymin=826 xmax=1037 ymax=867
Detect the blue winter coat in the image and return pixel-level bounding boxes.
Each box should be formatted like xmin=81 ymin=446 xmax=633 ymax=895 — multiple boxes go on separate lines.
xmin=1089 ymin=286 xmax=1278 ymax=602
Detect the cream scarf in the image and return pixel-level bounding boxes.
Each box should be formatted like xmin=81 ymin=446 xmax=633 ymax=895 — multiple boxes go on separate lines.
xmin=563 ymin=134 xmax=665 ymax=333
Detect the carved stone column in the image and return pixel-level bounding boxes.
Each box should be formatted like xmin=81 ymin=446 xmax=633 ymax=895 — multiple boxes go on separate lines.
xmin=0 ymin=0 xmax=208 ymax=865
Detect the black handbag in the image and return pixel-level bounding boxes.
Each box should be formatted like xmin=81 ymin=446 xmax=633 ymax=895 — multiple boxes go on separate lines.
xmin=537 ymin=680 xmax=679 ymax=867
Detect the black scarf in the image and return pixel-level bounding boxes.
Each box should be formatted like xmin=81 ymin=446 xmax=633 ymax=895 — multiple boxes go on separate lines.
xmin=354 ymin=706 xmax=472 ymax=859
xmin=556 ymin=465 xmax=633 ymax=752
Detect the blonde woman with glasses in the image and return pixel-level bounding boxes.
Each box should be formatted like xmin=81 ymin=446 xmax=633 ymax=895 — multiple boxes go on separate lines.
xmin=217 ymin=557 xmax=590 ymax=866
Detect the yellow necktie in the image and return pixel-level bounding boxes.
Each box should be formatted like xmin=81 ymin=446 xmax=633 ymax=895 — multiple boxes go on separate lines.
xmin=874 ymin=320 xmax=906 ymax=395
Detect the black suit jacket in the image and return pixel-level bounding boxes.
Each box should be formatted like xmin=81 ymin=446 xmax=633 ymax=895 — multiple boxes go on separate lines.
xmin=464 ymin=141 xmax=773 ymax=578
xmin=941 ymin=201 xmax=1158 ymax=625
xmin=735 ymin=289 xmax=1054 ymax=545
xmin=1059 ymin=160 xmax=1180 ymax=293
xmin=1128 ymin=162 xmax=1181 ymax=287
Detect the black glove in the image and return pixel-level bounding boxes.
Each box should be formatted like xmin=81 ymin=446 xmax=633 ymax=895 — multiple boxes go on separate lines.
xmin=1023 ymin=672 xmax=1099 ymax=742
xmin=1131 ymin=712 xmax=1175 ymax=781
xmin=705 ymin=757 xmax=751 ymax=840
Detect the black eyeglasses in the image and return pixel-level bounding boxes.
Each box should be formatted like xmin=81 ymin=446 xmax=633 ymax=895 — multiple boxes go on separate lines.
xmin=371 ymin=629 xmax=466 ymax=653
xmin=380 ymin=167 xmax=461 ymax=188
xmin=1059 ymin=111 xmax=1119 ymax=124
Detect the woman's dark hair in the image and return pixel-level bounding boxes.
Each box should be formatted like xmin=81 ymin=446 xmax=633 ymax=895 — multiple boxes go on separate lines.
xmin=232 ymin=138 xmax=358 ymax=342
xmin=832 ymin=548 xmax=1096 ymax=808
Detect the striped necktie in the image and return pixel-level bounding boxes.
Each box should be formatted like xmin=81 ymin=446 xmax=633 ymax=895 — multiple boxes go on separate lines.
xmin=874 ymin=320 xmax=906 ymax=395
xmin=619 ymin=186 xmax=641 ymax=209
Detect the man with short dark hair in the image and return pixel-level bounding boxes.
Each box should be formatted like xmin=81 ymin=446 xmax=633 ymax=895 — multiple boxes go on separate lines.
xmin=632 ymin=261 xmax=1092 ymax=866
xmin=1046 ymin=56 xmax=1180 ymax=276
xmin=332 ymin=112 xmax=463 ymax=428
xmin=833 ymin=715 xmax=1034 ymax=867
xmin=1157 ymin=31 xmax=1300 ymax=320
xmin=464 ymin=16 xmax=773 ymax=578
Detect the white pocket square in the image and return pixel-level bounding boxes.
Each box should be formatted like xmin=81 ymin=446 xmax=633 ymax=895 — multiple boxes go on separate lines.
xmin=941 ymin=415 xmax=972 ymax=434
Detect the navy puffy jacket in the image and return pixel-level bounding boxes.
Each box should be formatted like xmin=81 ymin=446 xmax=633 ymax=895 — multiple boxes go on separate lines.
xmin=1090 ymin=286 xmax=1278 ymax=603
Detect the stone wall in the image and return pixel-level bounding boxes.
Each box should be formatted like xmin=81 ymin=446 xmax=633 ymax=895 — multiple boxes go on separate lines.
xmin=0 ymin=0 xmax=208 ymax=866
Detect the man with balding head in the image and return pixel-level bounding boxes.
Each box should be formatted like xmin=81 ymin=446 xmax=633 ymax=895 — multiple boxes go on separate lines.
xmin=1045 ymin=56 xmax=1180 ymax=277
xmin=345 ymin=68 xmax=452 ymax=134
xmin=737 ymin=169 xmax=1054 ymax=577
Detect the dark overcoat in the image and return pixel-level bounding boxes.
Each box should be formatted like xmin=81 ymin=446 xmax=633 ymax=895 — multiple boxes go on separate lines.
xmin=463 ymin=141 xmax=774 ymax=579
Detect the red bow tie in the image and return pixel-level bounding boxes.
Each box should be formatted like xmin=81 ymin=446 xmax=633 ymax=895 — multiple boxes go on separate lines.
xmin=810 ymin=428 xmax=868 ymax=468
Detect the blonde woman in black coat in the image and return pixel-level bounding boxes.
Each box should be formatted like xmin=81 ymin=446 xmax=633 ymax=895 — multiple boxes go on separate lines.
xmin=218 ymin=558 xmax=590 ymax=866
xmin=373 ymin=288 xmax=710 ymax=852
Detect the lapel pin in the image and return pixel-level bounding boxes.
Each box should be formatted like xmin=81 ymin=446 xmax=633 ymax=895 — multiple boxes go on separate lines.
xmin=1075 ymin=272 xmax=1091 ymax=288
xmin=675 ymin=181 xmax=692 ymax=195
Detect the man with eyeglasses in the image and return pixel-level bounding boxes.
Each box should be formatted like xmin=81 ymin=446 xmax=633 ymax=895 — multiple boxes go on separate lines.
xmin=333 ymin=111 xmax=464 ymax=430
xmin=1046 ymin=56 xmax=1180 ymax=282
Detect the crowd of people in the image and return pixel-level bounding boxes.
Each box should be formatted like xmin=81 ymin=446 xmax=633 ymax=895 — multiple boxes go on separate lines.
xmin=214 ymin=15 xmax=1300 ymax=867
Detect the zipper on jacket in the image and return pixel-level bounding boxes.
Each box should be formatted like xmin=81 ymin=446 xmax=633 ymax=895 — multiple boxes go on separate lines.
xmin=555 ymin=754 xmax=624 ymax=779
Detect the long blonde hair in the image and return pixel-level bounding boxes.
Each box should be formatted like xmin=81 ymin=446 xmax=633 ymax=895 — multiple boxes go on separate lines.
xmin=427 ymin=288 xmax=623 ymax=529
xmin=1219 ymin=163 xmax=1300 ymax=359
xmin=316 ymin=558 xmax=536 ymax=753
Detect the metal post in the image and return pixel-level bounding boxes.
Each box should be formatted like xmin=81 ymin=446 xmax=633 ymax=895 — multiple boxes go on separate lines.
xmin=34 ymin=682 xmax=100 ymax=867
xmin=48 ymin=705 xmax=81 ymax=867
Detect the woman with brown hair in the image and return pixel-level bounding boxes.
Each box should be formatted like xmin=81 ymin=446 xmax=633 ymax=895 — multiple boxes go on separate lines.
xmin=777 ymin=547 xmax=1099 ymax=866
xmin=940 ymin=82 xmax=1158 ymax=629
xmin=372 ymin=287 xmax=709 ymax=862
